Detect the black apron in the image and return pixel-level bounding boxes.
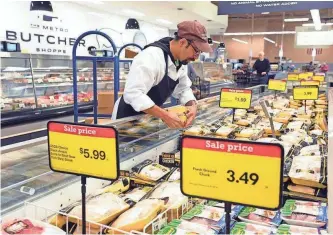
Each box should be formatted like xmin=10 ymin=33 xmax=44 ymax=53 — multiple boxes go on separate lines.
xmin=116 ymin=39 xmax=179 ymax=119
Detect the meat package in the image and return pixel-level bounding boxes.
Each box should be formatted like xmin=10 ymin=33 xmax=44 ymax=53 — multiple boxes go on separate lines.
xmin=231 ymin=222 xmax=276 ymax=235
xmin=277 ymin=224 xmax=322 ymax=235
xmin=238 ymin=207 xmax=282 ymax=227
xmin=1 ymin=218 xmax=65 ymax=235
xmin=132 ymin=160 xmax=171 ymax=182
xmin=281 ymin=200 xmax=328 ymax=227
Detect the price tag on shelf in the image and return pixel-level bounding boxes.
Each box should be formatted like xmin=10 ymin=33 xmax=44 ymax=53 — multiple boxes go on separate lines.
xmin=299 ymin=73 xmax=310 ymax=80
xmin=287 ymin=73 xmax=299 ymax=81
xmin=47 ymin=121 xmax=119 ymax=180
xmin=219 ymin=88 xmax=252 ymax=109
xmin=293 ymin=85 xmax=319 ymax=100
xmin=268 ymin=79 xmax=287 ymax=92
xmin=300 ymin=80 xmax=320 ymax=86
xmin=181 ymin=136 xmax=284 ymax=209
xmin=313 ymin=75 xmax=325 ymax=82
xmin=307 ymin=72 xmax=314 ymax=77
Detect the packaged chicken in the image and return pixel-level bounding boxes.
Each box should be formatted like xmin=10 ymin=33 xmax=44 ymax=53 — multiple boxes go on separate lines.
xmin=235 ymin=128 xmax=263 ymax=139
xmin=238 ymin=207 xmax=282 ymax=227
xmin=205 ymin=201 xmax=243 ymax=215
xmin=1 ymin=218 xmax=65 ymax=235
xmin=181 ymin=205 xmax=234 ymax=233
xmin=121 ymin=186 xmax=152 ymax=203
xmin=164 ymin=167 xmax=180 ymax=182
xmin=277 ymin=224 xmax=321 ymax=235
xmin=166 ymin=106 xmax=188 ymax=123
xmin=281 ymin=200 xmax=327 ymax=228
xmin=110 ymin=198 xmax=165 ymax=232
xmin=68 ymin=192 xmax=130 ymax=228
xmin=215 ymin=124 xmax=238 ymax=137
xmin=289 ymin=155 xmax=326 ymax=188
xmin=184 ymin=125 xmax=210 ymax=136
xmin=256 ymin=120 xmax=284 ymax=135
xmin=132 ymin=160 xmax=170 ymax=182
xmin=231 ymin=222 xmax=276 ymax=235
xmin=287 ymin=184 xmax=326 ymax=197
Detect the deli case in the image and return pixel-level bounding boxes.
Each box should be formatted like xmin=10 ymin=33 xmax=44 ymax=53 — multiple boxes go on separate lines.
xmin=0 ymin=54 xmax=129 ymax=125
xmin=1 ymin=84 xmax=330 ymax=234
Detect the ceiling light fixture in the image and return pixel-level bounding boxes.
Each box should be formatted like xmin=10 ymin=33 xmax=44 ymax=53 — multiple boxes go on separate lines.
xmin=232 ymin=38 xmax=248 ymax=44
xmin=310 ymin=9 xmax=322 ymax=30
xmin=303 ymin=22 xmax=333 ymax=27
xmin=264 ymin=37 xmax=276 ymax=44
xmin=284 ymin=18 xmax=309 ymax=22
xmin=224 ymin=31 xmax=296 ymax=36
xmin=261 ymin=12 xmax=270 ymax=14
xmin=156 ymin=18 xmax=173 ymax=25
xmin=122 ymin=9 xmax=145 ymax=17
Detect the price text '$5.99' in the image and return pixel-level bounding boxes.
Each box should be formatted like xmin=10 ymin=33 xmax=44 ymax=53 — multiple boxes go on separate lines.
xmin=80 ymin=148 xmax=106 ymax=160
xmin=227 ymin=170 xmax=259 ymax=185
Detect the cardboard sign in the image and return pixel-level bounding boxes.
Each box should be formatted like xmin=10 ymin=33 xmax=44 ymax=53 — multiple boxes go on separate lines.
xmin=268 ymin=79 xmax=287 ymax=92
xmin=220 ymin=88 xmax=252 ymax=109
xmin=293 ymin=86 xmax=319 ymax=100
xmin=181 ymin=136 xmax=284 ymax=209
xmin=48 ymin=121 xmax=119 ymax=180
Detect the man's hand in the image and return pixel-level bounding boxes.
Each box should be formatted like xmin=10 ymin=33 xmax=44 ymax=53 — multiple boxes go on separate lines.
xmin=185 ymin=104 xmax=197 ymax=127
xmin=161 ymin=112 xmax=185 ymax=129
xmin=261 ymin=72 xmax=267 ymax=75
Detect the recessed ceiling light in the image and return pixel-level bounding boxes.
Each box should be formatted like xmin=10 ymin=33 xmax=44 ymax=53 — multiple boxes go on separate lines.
xmin=156 ymin=18 xmax=173 ymax=25
xmin=122 ymin=9 xmax=145 ymax=17
xmin=284 ymin=18 xmax=309 ymax=22
xmin=261 ymin=12 xmax=270 ymax=14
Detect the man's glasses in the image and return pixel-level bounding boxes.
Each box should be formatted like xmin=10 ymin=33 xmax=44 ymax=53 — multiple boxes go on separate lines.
xmin=187 ymin=40 xmax=202 ymax=55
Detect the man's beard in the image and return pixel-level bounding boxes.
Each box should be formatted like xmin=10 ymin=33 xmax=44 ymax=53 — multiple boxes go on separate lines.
xmin=180 ymin=58 xmax=195 ymax=65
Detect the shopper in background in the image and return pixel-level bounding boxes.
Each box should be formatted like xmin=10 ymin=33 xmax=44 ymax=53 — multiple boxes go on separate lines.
xmin=306 ymin=61 xmax=315 ymax=72
xmin=320 ymin=62 xmax=329 ymax=74
xmin=252 ymin=52 xmax=271 ymax=90
xmin=112 ymin=20 xmax=212 ymax=128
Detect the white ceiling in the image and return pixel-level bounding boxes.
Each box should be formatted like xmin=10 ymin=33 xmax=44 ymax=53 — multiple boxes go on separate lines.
xmin=73 ymin=1 xmax=228 ymax=35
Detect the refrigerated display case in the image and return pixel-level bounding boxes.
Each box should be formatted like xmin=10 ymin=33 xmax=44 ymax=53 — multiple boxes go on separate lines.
xmin=0 ymin=54 xmax=129 ymax=125
xmin=191 ymin=62 xmax=234 ymax=99
xmin=1 ymin=84 xmax=330 ymax=234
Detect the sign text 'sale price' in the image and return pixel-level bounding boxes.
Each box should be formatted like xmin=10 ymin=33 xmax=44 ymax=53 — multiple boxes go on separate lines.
xmin=181 ymin=136 xmax=284 ymax=209
xmin=47 ymin=122 xmax=119 ymax=180
xmin=268 ymin=79 xmax=287 ymax=92
xmin=220 ymin=88 xmax=252 ymax=109
xmin=293 ymin=86 xmax=319 ymax=100
xmin=287 ymin=73 xmax=299 ymax=81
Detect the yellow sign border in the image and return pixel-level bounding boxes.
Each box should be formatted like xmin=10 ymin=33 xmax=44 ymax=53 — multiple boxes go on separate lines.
xmin=180 ymin=136 xmax=284 ymax=210
xmin=293 ymin=85 xmax=319 ymax=100
xmin=268 ymin=79 xmax=287 ymax=92
xmin=219 ymin=88 xmax=252 ymax=109
xmin=47 ymin=121 xmax=120 ymax=181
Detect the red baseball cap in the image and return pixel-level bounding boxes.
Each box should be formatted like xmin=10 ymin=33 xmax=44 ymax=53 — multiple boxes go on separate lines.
xmin=177 ymin=20 xmax=213 ymax=53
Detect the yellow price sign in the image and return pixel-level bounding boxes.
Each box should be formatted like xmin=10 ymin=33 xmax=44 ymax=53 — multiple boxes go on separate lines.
xmin=307 ymin=72 xmax=314 ymax=77
xmin=300 ymin=80 xmax=320 ymax=86
xmin=181 ymin=136 xmax=284 ymax=209
xmin=220 ymin=88 xmax=252 ymax=109
xmin=313 ymin=75 xmax=325 ymax=82
xmin=293 ymin=85 xmax=319 ymax=100
xmin=268 ymin=79 xmax=287 ymax=92
xmin=47 ymin=121 xmax=119 ymax=180
xmin=299 ymin=73 xmax=310 ymax=80
xmin=287 ymin=73 xmax=299 ymax=81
